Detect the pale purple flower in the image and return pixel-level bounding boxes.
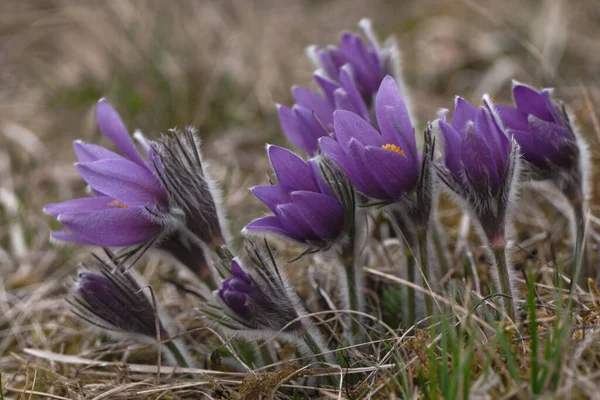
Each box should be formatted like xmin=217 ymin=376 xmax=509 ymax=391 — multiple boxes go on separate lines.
xmin=243 ymin=145 xmax=349 ymax=248
xmin=320 ymin=75 xmax=421 ymax=202
xmin=44 ymin=99 xmax=167 ymax=246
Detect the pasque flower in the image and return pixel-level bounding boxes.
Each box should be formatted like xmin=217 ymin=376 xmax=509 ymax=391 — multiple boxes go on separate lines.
xmin=436 ymin=95 xmax=522 ymax=321
xmin=279 ymin=19 xmax=404 ymax=155
xmin=44 ymin=99 xmax=167 ymax=246
xmin=70 ymin=260 xmax=169 ymax=341
xmin=436 ymin=96 xmax=519 ymax=244
xmin=243 ymin=145 xmax=350 ymax=249
xmin=320 ymin=75 xmax=422 ymax=203
xmin=497 ymin=82 xmax=591 ymax=284
xmin=44 ymin=100 xmax=226 ymax=280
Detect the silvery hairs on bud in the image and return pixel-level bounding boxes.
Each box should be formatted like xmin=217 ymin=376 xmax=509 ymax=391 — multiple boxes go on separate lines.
xmin=201 ymin=241 xmax=329 ymax=351
xmin=150 ymin=127 xmax=229 ymax=250
xmin=68 ymin=256 xmax=169 ymax=343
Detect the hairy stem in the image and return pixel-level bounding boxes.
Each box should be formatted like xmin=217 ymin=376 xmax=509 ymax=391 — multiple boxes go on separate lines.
xmin=417 ymin=229 xmax=435 ymax=321
xmin=490 ymin=245 xmax=517 ymax=322
xmin=404 ymin=251 xmax=417 ymax=328
xmin=431 ymin=218 xmax=450 ymax=280
xmin=342 ymin=257 xmax=364 ymax=342
xmin=302 ymin=332 xmax=338 ymax=386
xmin=572 ymin=200 xmax=588 ymax=288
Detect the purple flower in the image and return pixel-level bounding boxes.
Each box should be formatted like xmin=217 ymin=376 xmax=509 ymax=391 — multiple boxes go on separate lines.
xmin=208 ymin=254 xmax=304 ymax=335
xmin=44 ymin=99 xmax=167 ymax=246
xmin=70 ymin=260 xmax=168 ymax=341
xmin=498 ymin=82 xmax=579 ymax=184
xmin=436 ymin=95 xmax=520 ymax=244
xmin=320 ymin=75 xmax=421 ymax=202
xmin=217 ymin=258 xmax=270 ymax=320
xmin=243 ymin=145 xmax=348 ymax=248
xmin=279 ymin=19 xmax=402 ymax=155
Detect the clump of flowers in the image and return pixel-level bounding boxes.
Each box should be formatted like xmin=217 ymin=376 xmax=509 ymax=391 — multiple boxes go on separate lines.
xmin=42 ymin=19 xmax=598 ymax=389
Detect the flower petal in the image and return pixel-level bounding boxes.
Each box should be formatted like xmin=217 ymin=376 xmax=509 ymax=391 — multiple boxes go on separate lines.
xmin=267 ymin=145 xmax=318 ymax=191
xmin=364 ymin=145 xmax=420 ymax=199
xmin=319 ymin=136 xmax=363 ymax=186
xmin=275 ymin=203 xmax=319 ymax=242
xmin=73 ymin=141 xmax=121 ymax=162
xmin=339 ymin=65 xmax=370 ymax=121
xmin=277 ymin=105 xmax=316 ymax=155
xmin=291 ymin=191 xmax=344 ymax=239
xmin=512 ymin=83 xmax=554 ymax=122
xmin=44 ymin=196 xmax=116 ymax=218
xmin=58 ymin=207 xmax=161 ymax=246
xmin=333 ymin=109 xmax=384 ymax=149
xmin=76 ymin=158 xmax=165 ymax=207
xmin=292 ymin=86 xmax=334 ymax=125
xmin=252 ymin=185 xmax=291 ymax=214
xmin=451 ymin=97 xmax=478 ymax=136
xmin=243 ymin=216 xmax=299 ymax=241
xmin=375 ymin=75 xmax=416 ymax=161
xmin=347 ymin=138 xmax=389 ymax=199
xmin=438 ymin=120 xmax=463 ymax=178
xmin=96 ymin=99 xmax=147 ymax=167
xmin=51 ymin=230 xmax=97 ymax=245
xmin=461 ymin=126 xmax=499 ymax=192
xmin=496 ymin=105 xmax=529 ymax=132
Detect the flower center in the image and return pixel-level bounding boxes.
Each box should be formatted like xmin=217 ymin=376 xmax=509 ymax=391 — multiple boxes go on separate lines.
xmin=108 ymin=200 xmax=128 ymax=208
xmin=382 ymin=143 xmax=405 ymax=156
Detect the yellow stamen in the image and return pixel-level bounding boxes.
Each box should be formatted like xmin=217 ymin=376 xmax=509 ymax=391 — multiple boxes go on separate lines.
xmin=108 ymin=200 xmax=128 ymax=208
xmin=382 ymin=143 xmax=405 ymax=156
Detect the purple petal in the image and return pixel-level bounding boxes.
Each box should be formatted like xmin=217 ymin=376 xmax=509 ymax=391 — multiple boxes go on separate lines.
xmin=512 ymin=83 xmax=554 ymax=122
xmin=243 ymin=216 xmax=299 ymax=241
xmin=347 ymin=138 xmax=390 ymax=199
xmin=268 ymin=145 xmax=318 ymax=191
xmin=277 ymin=105 xmax=317 ymax=155
xmin=252 ymin=185 xmax=291 ymax=214
xmin=58 ymin=208 xmax=161 ymax=246
xmin=364 ymin=145 xmax=420 ymax=199
xmin=316 ymin=47 xmax=343 ymax=81
xmin=292 ymin=86 xmax=334 ymax=124
xmin=510 ymin=129 xmax=546 ymax=167
xmin=375 ymin=76 xmax=417 ymax=161
xmin=44 ymin=196 xmax=116 ymax=218
xmin=73 ymin=141 xmax=121 ymax=162
xmin=439 ymin=120 xmax=463 ymax=178
xmin=333 ymin=110 xmax=384 ymax=149
xmin=319 ymin=136 xmax=363 ymax=186
xmin=291 ymin=191 xmax=344 ymax=240
xmin=475 ymin=107 xmax=508 ymax=172
xmin=307 ymin=159 xmax=334 ymax=197
xmin=230 ymin=259 xmax=247 ymax=279
xmin=293 ymin=105 xmax=329 ymax=150
xmin=451 ymin=97 xmax=478 ymax=136
xmin=275 ymin=203 xmax=319 ymax=242
xmin=76 ymin=158 xmax=166 ymax=207
xmin=339 ymin=65 xmax=370 ymax=121
xmin=496 ymin=105 xmax=529 ymax=132
xmin=314 ymin=74 xmax=340 ymax=111
xmin=292 ymin=191 xmax=344 ymax=239
xmin=51 ymin=231 xmax=97 ymax=245
xmin=461 ymin=127 xmax=499 ymax=192
xmin=96 ymin=99 xmax=147 ymax=167
xmin=339 ymin=32 xmax=380 ymax=95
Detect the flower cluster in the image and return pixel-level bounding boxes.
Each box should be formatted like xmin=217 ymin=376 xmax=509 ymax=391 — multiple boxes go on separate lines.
xmin=45 ymin=19 xmax=594 ymax=377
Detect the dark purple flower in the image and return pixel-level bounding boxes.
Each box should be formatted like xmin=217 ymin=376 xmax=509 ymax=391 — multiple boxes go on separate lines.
xmin=44 ymin=99 xmax=167 ymax=247
xmin=436 ymin=95 xmax=520 ymax=245
xmin=497 ymin=82 xmax=582 ymax=183
xmin=320 ymin=75 xmax=421 ymax=202
xmin=70 ymin=260 xmax=168 ymax=340
xmin=438 ymin=96 xmax=511 ymax=196
xmin=243 ymin=145 xmax=348 ymax=247
xmin=279 ymin=19 xmax=402 ymax=156
xmin=208 ymin=254 xmax=304 ymax=334
xmin=217 ymin=258 xmax=270 ymax=320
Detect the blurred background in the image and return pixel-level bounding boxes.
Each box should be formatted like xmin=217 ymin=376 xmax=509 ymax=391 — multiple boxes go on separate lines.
xmin=1 ymin=0 xmax=600 ymax=393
